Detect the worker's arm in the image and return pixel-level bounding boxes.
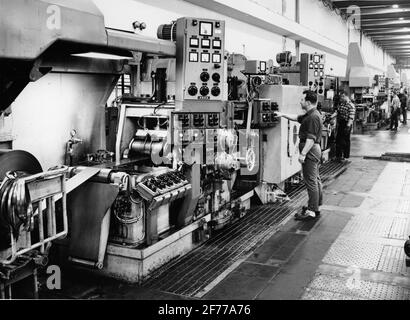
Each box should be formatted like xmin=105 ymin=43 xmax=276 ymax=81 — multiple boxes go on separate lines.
xmin=275 ymin=112 xmax=299 ymax=122
xmin=347 ymin=103 xmax=355 ymax=127
xmin=299 ymin=138 xmax=315 ymax=164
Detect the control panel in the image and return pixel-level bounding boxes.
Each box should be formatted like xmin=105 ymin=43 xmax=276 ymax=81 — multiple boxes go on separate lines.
xmin=172 ymin=111 xmax=222 ymax=166
xmin=174 ymin=18 xmax=226 ymax=102
xmin=301 ymin=53 xmax=326 ymax=96
xmin=375 ymin=75 xmax=386 ymax=94
xmin=252 ymin=99 xmax=280 ymax=128
xmin=173 ymin=112 xmax=221 ymax=129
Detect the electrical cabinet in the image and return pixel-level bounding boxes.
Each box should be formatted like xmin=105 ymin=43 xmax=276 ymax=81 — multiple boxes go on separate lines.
xmin=258 ymin=85 xmax=306 ymax=184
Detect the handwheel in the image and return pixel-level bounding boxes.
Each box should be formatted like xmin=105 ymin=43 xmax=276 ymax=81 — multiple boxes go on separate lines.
xmin=246 ymin=148 xmax=256 ymax=172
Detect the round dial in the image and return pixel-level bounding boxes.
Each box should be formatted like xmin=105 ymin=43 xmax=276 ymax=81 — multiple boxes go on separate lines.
xmin=252 ymin=76 xmax=262 ymax=87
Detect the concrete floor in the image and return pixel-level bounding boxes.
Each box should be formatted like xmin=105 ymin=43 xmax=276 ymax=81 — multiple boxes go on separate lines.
xmin=39 ymin=120 xmax=410 ymax=300
xmin=351 ymin=121 xmax=410 ymax=157
xmin=204 ymin=122 xmax=410 ymax=300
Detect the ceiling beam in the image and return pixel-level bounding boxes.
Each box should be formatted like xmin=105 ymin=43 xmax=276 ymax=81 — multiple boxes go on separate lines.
xmin=344 ymin=12 xmax=410 ymax=20
xmin=358 ymin=7 xmax=410 ymax=15
xmin=332 ymin=1 xmax=410 ymax=9
xmin=375 ymin=39 xmax=410 ymax=44
xmin=379 ymin=44 xmax=410 ymax=49
xmin=361 ymin=21 xmax=410 ymax=28
xmin=380 ymin=45 xmax=410 ymax=49
xmin=370 ymin=34 xmax=410 ymax=40
xmin=364 ymin=29 xmax=410 ymax=35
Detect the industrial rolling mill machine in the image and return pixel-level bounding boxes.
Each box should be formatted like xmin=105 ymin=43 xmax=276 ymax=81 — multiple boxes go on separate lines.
xmin=0 ymin=0 xmax=334 ymax=291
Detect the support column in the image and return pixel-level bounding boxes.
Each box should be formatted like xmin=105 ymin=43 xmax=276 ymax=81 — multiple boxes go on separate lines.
xmin=295 ymin=0 xmax=300 ymax=23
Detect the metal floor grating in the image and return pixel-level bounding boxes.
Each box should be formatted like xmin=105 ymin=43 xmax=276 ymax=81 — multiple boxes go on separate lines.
xmin=396 ymin=200 xmax=410 ymax=214
xmin=401 ymin=170 xmax=410 ymax=197
xmin=323 ymin=238 xmax=384 ymax=271
xmin=343 ymin=215 xmax=394 ymax=239
xmin=322 ymin=238 xmax=410 ymax=275
xmin=377 ymin=245 xmax=408 ymax=275
xmin=302 ymin=274 xmax=410 ymax=300
xmin=343 ymin=215 xmax=410 ymax=240
xmin=142 ymin=161 xmax=349 ymax=297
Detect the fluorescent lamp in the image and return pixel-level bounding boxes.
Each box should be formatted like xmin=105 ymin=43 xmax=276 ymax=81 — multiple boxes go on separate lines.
xmin=71 ymin=52 xmax=132 ymax=60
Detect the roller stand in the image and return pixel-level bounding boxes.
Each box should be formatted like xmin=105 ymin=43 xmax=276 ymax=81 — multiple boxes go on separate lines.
xmin=0 ymin=256 xmax=39 ymax=299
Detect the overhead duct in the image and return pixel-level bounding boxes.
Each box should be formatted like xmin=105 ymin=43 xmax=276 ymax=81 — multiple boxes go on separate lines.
xmin=345 ymin=42 xmax=373 ymax=88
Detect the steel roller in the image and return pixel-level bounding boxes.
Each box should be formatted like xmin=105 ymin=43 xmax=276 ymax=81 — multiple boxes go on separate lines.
xmin=0 ymin=150 xmax=42 ymax=180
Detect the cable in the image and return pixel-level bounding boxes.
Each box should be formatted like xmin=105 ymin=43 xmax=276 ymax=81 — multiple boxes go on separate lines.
xmin=153 ymin=102 xmax=167 ymax=115
xmin=0 ymin=171 xmax=33 ymax=241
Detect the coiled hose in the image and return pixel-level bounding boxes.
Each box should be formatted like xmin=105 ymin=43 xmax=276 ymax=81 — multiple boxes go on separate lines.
xmin=0 ymin=171 xmax=33 ymax=244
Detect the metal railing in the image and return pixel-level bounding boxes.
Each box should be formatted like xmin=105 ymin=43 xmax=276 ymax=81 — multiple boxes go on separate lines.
xmin=0 ymin=167 xmax=68 ymax=265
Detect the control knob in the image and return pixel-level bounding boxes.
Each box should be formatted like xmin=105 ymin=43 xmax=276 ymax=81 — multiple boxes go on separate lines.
xmin=200 ymin=72 xmax=210 ymax=82
xmin=211 ymin=86 xmax=221 ymax=97
xmin=188 ymin=85 xmax=198 ymax=96
xmin=200 ymin=86 xmax=209 ymax=96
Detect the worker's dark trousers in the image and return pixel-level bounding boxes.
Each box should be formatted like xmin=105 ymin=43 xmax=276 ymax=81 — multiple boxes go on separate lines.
xmin=300 ymin=144 xmax=323 ymax=212
xmin=335 ymin=120 xmax=351 ymax=159
xmin=402 ymin=107 xmax=407 ymax=125
xmin=390 ymin=109 xmax=399 ymax=130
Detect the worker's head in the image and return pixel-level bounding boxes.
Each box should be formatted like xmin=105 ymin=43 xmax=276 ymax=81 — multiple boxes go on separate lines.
xmin=301 ymin=90 xmax=317 ymax=111
xmin=339 ymin=91 xmax=350 ymax=102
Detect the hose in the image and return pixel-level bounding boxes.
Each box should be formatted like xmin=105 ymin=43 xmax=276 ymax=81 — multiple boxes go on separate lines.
xmin=0 ymin=171 xmax=33 ymax=241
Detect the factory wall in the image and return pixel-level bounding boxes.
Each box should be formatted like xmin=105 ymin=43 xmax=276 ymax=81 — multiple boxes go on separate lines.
xmin=93 ymin=0 xmax=394 ymax=77
xmin=94 ymin=0 xmax=290 ymax=61
xmin=11 ymin=73 xmax=116 ymax=169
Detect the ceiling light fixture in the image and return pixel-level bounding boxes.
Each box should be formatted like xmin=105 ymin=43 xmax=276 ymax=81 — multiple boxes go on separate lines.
xmin=70 ymin=52 xmax=132 ymax=60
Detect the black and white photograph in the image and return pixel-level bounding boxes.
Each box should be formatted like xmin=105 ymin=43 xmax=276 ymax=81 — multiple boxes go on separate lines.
xmin=1 ymin=0 xmax=410 ymax=309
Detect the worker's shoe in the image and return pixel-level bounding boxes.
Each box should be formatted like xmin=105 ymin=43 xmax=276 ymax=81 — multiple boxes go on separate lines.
xmin=295 ymin=209 xmax=317 ymax=221
xmin=297 ymin=206 xmax=320 ymax=217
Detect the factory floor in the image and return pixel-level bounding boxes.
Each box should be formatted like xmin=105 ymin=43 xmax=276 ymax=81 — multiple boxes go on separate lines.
xmin=40 ymin=120 xmax=410 ymax=300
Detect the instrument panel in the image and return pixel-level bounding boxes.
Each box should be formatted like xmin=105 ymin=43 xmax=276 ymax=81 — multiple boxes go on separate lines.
xmin=176 ymin=18 xmax=226 ymax=102
xmin=173 ymin=112 xmax=221 ymax=129
xmin=252 ymin=99 xmax=280 ymax=128
xmin=301 ymin=53 xmax=326 ymax=96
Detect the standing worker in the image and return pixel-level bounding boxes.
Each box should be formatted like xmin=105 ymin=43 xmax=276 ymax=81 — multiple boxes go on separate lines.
xmin=400 ymin=90 xmax=408 ymax=125
xmin=275 ymin=90 xmax=324 ymax=221
xmin=390 ymin=91 xmax=401 ymax=131
xmin=332 ymin=91 xmax=355 ymax=161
